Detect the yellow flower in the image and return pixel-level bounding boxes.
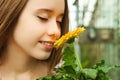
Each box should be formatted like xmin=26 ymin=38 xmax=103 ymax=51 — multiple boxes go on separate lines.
xmin=54 ymin=27 xmax=85 ymax=49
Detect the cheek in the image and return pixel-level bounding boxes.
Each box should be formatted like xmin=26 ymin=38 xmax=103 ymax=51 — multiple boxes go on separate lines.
xmin=59 ymin=31 xmax=61 ymax=38
xmin=14 ymin=16 xmax=43 ymax=38
xmin=56 ymin=29 xmax=61 ymax=39
xmin=13 ymin=27 xmax=43 ymax=44
xmin=12 ymin=21 xmax=38 ymax=45
xmin=59 ymin=28 xmax=62 ymax=37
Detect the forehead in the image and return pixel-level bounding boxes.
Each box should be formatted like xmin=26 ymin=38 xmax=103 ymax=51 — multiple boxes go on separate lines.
xmin=26 ymin=0 xmax=65 ymax=13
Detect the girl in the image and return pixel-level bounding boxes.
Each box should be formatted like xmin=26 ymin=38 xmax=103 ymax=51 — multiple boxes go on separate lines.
xmin=0 ymin=0 xmax=69 ymax=80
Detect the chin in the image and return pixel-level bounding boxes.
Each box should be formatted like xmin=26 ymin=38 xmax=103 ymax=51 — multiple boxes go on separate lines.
xmin=31 ymin=49 xmax=52 ymax=60
xmin=34 ymin=53 xmax=51 ymax=60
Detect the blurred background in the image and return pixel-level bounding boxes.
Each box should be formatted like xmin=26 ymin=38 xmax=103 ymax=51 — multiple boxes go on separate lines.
xmin=68 ymin=0 xmax=120 ymax=80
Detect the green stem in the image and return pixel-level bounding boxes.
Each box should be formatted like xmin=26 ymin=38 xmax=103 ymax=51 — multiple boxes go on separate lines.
xmin=74 ymin=42 xmax=83 ymax=71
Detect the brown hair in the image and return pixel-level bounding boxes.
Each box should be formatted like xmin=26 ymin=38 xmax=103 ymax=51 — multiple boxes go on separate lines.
xmin=48 ymin=0 xmax=69 ymax=72
xmin=0 ymin=0 xmax=28 ymax=52
xmin=0 ymin=0 xmax=69 ymax=72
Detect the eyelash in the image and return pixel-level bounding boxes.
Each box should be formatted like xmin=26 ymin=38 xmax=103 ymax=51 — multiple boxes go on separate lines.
xmin=37 ymin=16 xmax=62 ymax=25
xmin=37 ymin=16 xmax=48 ymax=21
xmin=57 ymin=21 xmax=62 ymax=25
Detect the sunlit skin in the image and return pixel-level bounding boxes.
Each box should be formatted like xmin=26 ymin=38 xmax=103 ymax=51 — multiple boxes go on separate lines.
xmin=0 ymin=0 xmax=65 ymax=80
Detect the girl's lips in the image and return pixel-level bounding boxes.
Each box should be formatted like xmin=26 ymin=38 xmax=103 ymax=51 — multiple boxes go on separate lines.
xmin=39 ymin=41 xmax=54 ymax=50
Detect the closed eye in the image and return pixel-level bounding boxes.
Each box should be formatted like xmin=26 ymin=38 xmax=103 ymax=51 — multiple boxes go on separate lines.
xmin=57 ymin=21 xmax=62 ymax=27
xmin=57 ymin=21 xmax=62 ymax=24
xmin=37 ymin=16 xmax=48 ymax=21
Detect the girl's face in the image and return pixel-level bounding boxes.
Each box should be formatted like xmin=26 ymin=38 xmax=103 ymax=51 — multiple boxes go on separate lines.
xmin=9 ymin=0 xmax=65 ymax=60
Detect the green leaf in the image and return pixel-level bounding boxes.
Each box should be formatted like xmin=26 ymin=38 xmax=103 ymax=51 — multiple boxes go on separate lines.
xmin=98 ymin=66 xmax=114 ymax=74
xmin=62 ymin=43 xmax=77 ymax=68
xmin=93 ymin=60 xmax=105 ymax=69
xmin=81 ymin=68 xmax=97 ymax=79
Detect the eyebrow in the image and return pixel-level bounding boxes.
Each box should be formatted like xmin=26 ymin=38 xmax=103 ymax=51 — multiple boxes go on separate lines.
xmin=36 ymin=9 xmax=64 ymax=17
xmin=37 ymin=9 xmax=53 ymax=13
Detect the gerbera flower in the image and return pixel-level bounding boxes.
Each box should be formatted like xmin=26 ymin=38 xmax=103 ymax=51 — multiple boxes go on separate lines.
xmin=54 ymin=27 xmax=85 ymax=49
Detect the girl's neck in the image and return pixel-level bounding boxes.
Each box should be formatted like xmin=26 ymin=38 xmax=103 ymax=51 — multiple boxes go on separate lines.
xmin=0 ymin=50 xmax=50 ymax=80
xmin=0 ymin=44 xmax=50 ymax=80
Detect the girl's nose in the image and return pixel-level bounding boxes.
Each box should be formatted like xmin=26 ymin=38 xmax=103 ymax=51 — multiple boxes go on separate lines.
xmin=47 ymin=22 xmax=61 ymax=40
